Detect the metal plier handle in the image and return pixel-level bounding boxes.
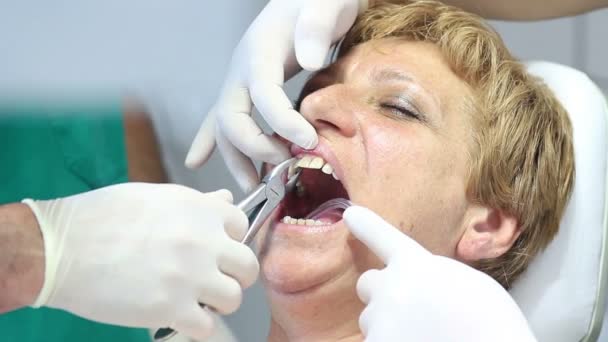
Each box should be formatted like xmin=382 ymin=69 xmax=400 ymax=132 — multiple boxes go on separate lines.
xmin=153 ymin=158 xmax=301 ymax=342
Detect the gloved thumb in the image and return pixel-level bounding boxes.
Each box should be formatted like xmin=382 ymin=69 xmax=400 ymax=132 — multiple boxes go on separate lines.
xmin=173 ymin=307 xmax=215 ymax=342
xmin=343 ymin=206 xmax=430 ymax=264
xmin=294 ymin=0 xmax=360 ymax=71
xmin=207 ymin=189 xmax=234 ymax=204
xmin=185 ymin=111 xmax=217 ymax=169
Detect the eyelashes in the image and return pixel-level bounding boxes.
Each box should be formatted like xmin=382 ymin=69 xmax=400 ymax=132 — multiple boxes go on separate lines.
xmin=380 ymin=103 xmax=419 ymax=120
xmin=379 ymin=94 xmax=425 ymax=122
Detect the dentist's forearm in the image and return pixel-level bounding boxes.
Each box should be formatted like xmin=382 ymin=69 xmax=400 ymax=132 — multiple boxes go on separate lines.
xmin=371 ymin=0 xmax=608 ymax=20
xmin=0 ymin=203 xmax=44 ymax=313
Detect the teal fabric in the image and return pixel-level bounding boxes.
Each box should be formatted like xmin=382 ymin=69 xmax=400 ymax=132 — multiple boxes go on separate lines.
xmin=0 ymin=103 xmax=150 ymax=342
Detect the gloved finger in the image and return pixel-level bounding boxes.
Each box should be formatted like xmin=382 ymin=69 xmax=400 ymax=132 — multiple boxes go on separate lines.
xmin=365 ymin=323 xmax=393 ymax=342
xmin=294 ymin=0 xmax=358 ymax=71
xmin=220 ymin=112 xmax=292 ymax=166
xmin=218 ymin=240 xmax=259 ymax=288
xmin=343 ymin=206 xmax=431 ymax=264
xmin=359 ymin=303 xmax=395 ymax=340
xmin=356 ymin=268 xmax=382 ymax=304
xmin=173 ymin=304 xmax=215 ymax=341
xmin=206 ymin=189 xmax=234 ymax=204
xmin=358 ymin=303 xmax=377 ymax=337
xmin=185 ymin=110 xmax=217 ymax=169
xmin=249 ymin=81 xmax=318 ymax=150
xmin=216 ymin=126 xmax=260 ymax=193
xmin=214 ymin=202 xmax=249 ymax=242
xmin=197 ymin=273 xmax=243 ymax=315
xmin=216 ymin=84 xmax=292 ymax=165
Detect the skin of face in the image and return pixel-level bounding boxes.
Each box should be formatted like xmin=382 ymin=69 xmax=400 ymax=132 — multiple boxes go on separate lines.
xmin=256 ymin=38 xmax=519 ymax=341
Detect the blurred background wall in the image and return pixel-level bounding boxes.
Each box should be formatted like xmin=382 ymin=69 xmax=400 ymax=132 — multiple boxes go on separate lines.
xmin=0 ymin=1 xmax=606 ymax=341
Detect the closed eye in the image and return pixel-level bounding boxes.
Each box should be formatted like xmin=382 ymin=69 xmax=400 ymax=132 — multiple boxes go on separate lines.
xmin=381 ymin=103 xmax=421 ymax=120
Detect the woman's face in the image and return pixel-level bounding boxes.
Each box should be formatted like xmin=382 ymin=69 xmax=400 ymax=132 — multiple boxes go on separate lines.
xmin=257 ymin=39 xmax=475 ymax=297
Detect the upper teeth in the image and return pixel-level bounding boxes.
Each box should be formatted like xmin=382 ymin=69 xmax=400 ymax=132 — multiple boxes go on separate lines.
xmin=295 ymin=156 xmax=339 ymax=180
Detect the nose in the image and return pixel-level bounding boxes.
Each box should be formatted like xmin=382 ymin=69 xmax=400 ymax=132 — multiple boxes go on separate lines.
xmin=298 ymin=84 xmax=358 ymax=138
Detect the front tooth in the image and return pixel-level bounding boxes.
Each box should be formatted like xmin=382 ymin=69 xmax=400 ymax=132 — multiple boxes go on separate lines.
xmin=289 ymin=218 xmax=298 ymax=225
xmin=332 ymin=172 xmax=339 ymax=180
xmin=305 ymin=219 xmax=316 ymax=226
xmin=282 ymin=216 xmax=292 ymax=224
xmin=321 ymin=163 xmax=333 ymax=175
xmin=297 ymin=218 xmax=306 ymax=225
xmin=309 ymin=157 xmax=324 ymax=169
xmin=297 ymin=156 xmax=313 ymax=168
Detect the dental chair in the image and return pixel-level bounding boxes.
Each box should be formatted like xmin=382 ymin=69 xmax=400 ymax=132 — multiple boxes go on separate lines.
xmin=510 ymin=61 xmax=608 ymax=342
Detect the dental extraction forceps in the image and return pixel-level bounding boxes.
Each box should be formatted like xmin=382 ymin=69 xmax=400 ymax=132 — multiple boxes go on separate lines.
xmin=153 ymin=158 xmax=301 ymax=341
xmin=236 ymin=157 xmax=302 ymax=244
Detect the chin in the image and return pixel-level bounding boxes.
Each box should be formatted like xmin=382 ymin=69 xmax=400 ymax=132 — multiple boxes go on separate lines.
xmin=259 ymin=220 xmax=355 ymax=295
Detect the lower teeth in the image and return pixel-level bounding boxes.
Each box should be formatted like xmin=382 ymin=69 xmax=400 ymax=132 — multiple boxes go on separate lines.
xmin=282 ymin=198 xmax=353 ymax=226
xmin=281 ymin=216 xmax=326 ymax=226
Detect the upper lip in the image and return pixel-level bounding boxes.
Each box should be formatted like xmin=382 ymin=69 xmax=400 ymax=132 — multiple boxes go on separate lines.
xmin=289 ymin=141 xmax=349 ymax=197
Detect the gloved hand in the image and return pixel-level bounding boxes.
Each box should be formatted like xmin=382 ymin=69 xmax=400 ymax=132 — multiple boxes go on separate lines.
xmin=343 ymin=206 xmax=537 ymax=342
xmin=186 ymin=0 xmax=368 ymax=192
xmin=23 ymin=183 xmax=258 ymax=341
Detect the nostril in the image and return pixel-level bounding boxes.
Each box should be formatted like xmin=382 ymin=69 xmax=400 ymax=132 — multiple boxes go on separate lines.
xmin=316 ymin=119 xmax=340 ymax=131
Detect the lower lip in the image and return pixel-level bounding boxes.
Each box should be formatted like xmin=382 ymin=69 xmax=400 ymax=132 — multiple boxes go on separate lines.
xmin=272 ymin=219 xmax=344 ymax=234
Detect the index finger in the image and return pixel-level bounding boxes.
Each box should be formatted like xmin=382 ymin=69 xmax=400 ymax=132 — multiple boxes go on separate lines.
xmin=250 ymin=81 xmax=317 ymax=149
xmin=343 ymin=206 xmax=430 ymax=264
xmin=216 ymin=85 xmax=291 ymax=165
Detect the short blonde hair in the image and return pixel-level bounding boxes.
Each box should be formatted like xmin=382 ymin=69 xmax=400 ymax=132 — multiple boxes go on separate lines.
xmin=339 ymin=0 xmax=574 ymax=288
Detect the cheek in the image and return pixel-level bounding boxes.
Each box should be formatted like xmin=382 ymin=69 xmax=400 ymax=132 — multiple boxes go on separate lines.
xmin=361 ymin=123 xmax=467 ymax=255
xmin=362 ymin=124 xmax=434 ymax=217
xmin=367 ymin=124 xmax=409 ymax=162
xmin=365 ymin=123 xmax=434 ymax=182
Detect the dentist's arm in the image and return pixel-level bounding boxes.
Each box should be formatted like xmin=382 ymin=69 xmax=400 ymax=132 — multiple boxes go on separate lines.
xmin=0 ymin=183 xmax=259 ymax=341
xmin=0 ymin=203 xmax=45 ymax=313
xmin=343 ymin=206 xmax=536 ymax=342
xmin=186 ymin=0 xmax=367 ymax=192
xmin=372 ymin=0 xmax=608 ymax=20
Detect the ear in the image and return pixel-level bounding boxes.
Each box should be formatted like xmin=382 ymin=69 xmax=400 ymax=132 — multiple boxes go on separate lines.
xmin=456 ymin=205 xmax=521 ymax=262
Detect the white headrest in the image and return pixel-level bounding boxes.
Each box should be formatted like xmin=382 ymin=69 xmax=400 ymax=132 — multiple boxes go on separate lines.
xmin=509 ymin=61 xmax=608 ymax=342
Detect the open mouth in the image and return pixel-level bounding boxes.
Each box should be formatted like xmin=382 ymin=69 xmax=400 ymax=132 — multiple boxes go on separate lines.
xmin=278 ymin=155 xmax=350 ymax=226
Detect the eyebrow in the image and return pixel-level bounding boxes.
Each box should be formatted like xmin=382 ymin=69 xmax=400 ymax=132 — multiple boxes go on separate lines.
xmin=370 ymin=68 xmax=415 ymax=84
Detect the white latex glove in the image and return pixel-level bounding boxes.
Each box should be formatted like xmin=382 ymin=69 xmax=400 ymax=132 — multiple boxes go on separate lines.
xmin=23 ymin=183 xmax=259 ymax=341
xmin=185 ymin=0 xmax=368 ymax=192
xmin=343 ymin=206 xmax=537 ymax=342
